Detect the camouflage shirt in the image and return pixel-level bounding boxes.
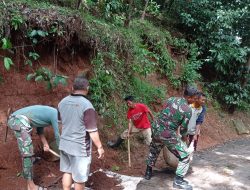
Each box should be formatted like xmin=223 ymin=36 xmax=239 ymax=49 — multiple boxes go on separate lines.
xmin=152 ymin=97 xmax=192 ymax=137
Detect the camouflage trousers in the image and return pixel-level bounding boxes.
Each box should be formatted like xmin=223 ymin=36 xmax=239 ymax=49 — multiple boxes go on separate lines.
xmin=7 ymin=115 xmax=34 ymax=180
xmin=146 ymin=133 xmax=191 ymax=177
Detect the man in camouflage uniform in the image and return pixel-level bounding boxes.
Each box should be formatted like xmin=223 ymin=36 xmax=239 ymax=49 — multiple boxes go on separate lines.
xmin=144 ymin=86 xmax=198 ymax=190
xmin=7 ymin=105 xmax=60 ymax=190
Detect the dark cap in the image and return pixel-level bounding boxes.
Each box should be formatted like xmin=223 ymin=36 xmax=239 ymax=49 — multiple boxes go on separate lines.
xmin=183 ymin=86 xmax=198 ymax=96
xmin=124 ymin=95 xmax=134 ymax=101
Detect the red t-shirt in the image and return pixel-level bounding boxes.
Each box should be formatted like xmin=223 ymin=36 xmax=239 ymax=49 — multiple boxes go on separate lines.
xmin=127 ymin=103 xmax=151 ymax=129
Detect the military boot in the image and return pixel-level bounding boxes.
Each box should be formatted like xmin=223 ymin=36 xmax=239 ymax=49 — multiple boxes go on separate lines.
xmin=107 ymin=137 xmax=124 ymax=148
xmin=173 ymin=176 xmax=192 ymax=190
xmin=144 ymin=165 xmax=152 ymax=180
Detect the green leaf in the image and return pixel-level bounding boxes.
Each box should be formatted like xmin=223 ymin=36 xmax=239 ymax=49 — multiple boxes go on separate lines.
xmin=53 ymin=76 xmax=60 ymax=86
xmin=60 ymin=78 xmax=67 ymax=86
xmin=25 ymin=60 xmax=33 ymax=66
xmin=11 ymin=15 xmax=23 ymax=30
xmin=26 ymin=73 xmax=35 ymax=80
xmin=32 ymin=38 xmax=38 ymax=44
xmin=35 ymin=75 xmax=43 ymax=81
xmin=2 ymin=38 xmax=12 ymax=49
xmin=29 ymin=30 xmax=37 ymax=37
xmin=49 ymin=26 xmax=57 ymax=33
xmin=12 ymin=22 xmax=18 ymax=30
xmin=46 ymin=82 xmax=52 ymax=90
xmin=37 ymin=30 xmax=48 ymax=37
xmin=29 ymin=52 xmax=40 ymax=60
xmin=4 ymin=57 xmax=13 ymax=70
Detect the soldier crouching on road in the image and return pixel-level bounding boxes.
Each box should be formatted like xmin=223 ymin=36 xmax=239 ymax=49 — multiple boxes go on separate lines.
xmin=144 ymin=86 xmax=198 ymax=190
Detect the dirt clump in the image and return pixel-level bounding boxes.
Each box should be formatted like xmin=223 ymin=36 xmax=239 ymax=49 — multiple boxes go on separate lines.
xmin=86 ymin=171 xmax=122 ymax=190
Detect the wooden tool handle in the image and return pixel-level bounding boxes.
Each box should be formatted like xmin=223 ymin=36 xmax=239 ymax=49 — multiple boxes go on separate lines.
xmin=128 ymin=138 xmax=131 ymax=167
xmin=49 ymin=149 xmax=60 ymax=158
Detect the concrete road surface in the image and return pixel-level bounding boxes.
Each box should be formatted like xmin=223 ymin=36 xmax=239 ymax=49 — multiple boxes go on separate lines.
xmin=136 ymin=137 xmax=250 ymax=190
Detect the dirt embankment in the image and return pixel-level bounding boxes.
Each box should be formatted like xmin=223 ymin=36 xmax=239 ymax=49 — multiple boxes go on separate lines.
xmin=0 ymin=51 xmax=250 ymax=189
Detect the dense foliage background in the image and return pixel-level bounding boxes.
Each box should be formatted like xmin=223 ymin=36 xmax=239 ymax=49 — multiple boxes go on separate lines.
xmin=0 ymin=0 xmax=249 ymax=126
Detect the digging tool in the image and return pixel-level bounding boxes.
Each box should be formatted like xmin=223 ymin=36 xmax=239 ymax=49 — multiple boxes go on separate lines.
xmin=128 ymin=137 xmax=131 ymax=167
xmin=4 ymin=108 xmax=12 ymax=142
xmin=4 ymin=124 xmax=8 ymax=143
xmin=48 ymin=148 xmax=60 ymax=158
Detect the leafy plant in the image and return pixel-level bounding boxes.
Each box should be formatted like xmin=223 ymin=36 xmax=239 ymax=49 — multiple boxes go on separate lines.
xmin=89 ymin=53 xmax=117 ymax=113
xmin=27 ymin=67 xmax=68 ymax=90
xmin=11 ymin=13 xmax=23 ymax=30
xmin=179 ymin=43 xmax=202 ymax=85
xmin=29 ymin=52 xmax=40 ymax=60
xmin=2 ymin=38 xmax=12 ymax=49
xmin=166 ymin=0 xmax=250 ymax=111
xmin=130 ymin=77 xmax=165 ymax=106
xmin=132 ymin=45 xmax=159 ymax=77
xmin=146 ymin=0 xmax=161 ymax=17
xmin=1 ymin=37 xmax=14 ymax=70
xmin=3 ymin=57 xmax=14 ymax=70
xmin=24 ymin=52 xmax=40 ymax=66
xmin=27 ymin=29 xmax=48 ymax=44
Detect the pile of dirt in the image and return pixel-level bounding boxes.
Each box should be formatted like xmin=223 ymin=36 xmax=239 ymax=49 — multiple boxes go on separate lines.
xmin=86 ymin=171 xmax=122 ymax=190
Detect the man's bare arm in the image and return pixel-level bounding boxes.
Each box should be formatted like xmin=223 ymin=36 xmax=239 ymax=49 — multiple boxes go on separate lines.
xmin=89 ymin=131 xmax=104 ymax=159
xmin=127 ymin=119 xmax=133 ymax=138
xmin=148 ymin=110 xmax=155 ymax=121
xmin=38 ymin=134 xmax=50 ymax=152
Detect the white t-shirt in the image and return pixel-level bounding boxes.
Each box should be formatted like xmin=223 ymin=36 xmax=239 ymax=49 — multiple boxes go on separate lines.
xmin=187 ymin=104 xmax=203 ymax=135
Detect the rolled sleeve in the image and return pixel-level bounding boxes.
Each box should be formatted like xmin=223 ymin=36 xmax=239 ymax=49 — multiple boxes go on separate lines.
xmin=180 ymin=111 xmax=192 ymax=136
xmin=84 ymin=108 xmax=98 ymax=132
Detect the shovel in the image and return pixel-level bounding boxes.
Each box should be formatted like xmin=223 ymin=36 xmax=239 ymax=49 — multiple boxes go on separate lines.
xmin=4 ymin=108 xmax=12 ymax=142
xmin=48 ymin=148 xmax=60 ymax=158
xmin=46 ymin=140 xmax=60 ymax=161
xmin=128 ymin=138 xmax=131 ymax=167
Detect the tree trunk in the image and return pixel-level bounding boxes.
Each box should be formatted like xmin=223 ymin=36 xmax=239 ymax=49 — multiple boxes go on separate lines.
xmin=141 ymin=0 xmax=149 ymax=20
xmin=124 ymin=0 xmax=133 ymax=27
xmin=76 ymin=0 xmax=89 ymax=10
xmin=76 ymin=0 xmax=82 ymax=9
xmin=243 ymin=56 xmax=250 ymax=86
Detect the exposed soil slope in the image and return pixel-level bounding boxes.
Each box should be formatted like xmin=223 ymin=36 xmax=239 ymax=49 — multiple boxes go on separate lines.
xmin=0 ymin=53 xmax=249 ymax=190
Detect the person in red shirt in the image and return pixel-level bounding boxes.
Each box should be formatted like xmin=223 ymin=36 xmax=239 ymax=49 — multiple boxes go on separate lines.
xmin=107 ymin=96 xmax=154 ymax=148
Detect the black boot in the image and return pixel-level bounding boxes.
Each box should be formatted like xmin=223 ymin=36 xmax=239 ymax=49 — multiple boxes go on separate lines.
xmin=144 ymin=165 xmax=152 ymax=180
xmin=173 ymin=176 xmax=192 ymax=190
xmin=107 ymin=137 xmax=124 ymax=148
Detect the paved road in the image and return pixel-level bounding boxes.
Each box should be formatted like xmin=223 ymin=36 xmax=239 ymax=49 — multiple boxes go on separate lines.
xmin=136 ymin=137 xmax=250 ymax=190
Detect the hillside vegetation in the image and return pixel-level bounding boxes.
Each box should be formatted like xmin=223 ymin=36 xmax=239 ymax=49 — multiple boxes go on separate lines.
xmin=0 ymin=0 xmax=249 ymax=126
